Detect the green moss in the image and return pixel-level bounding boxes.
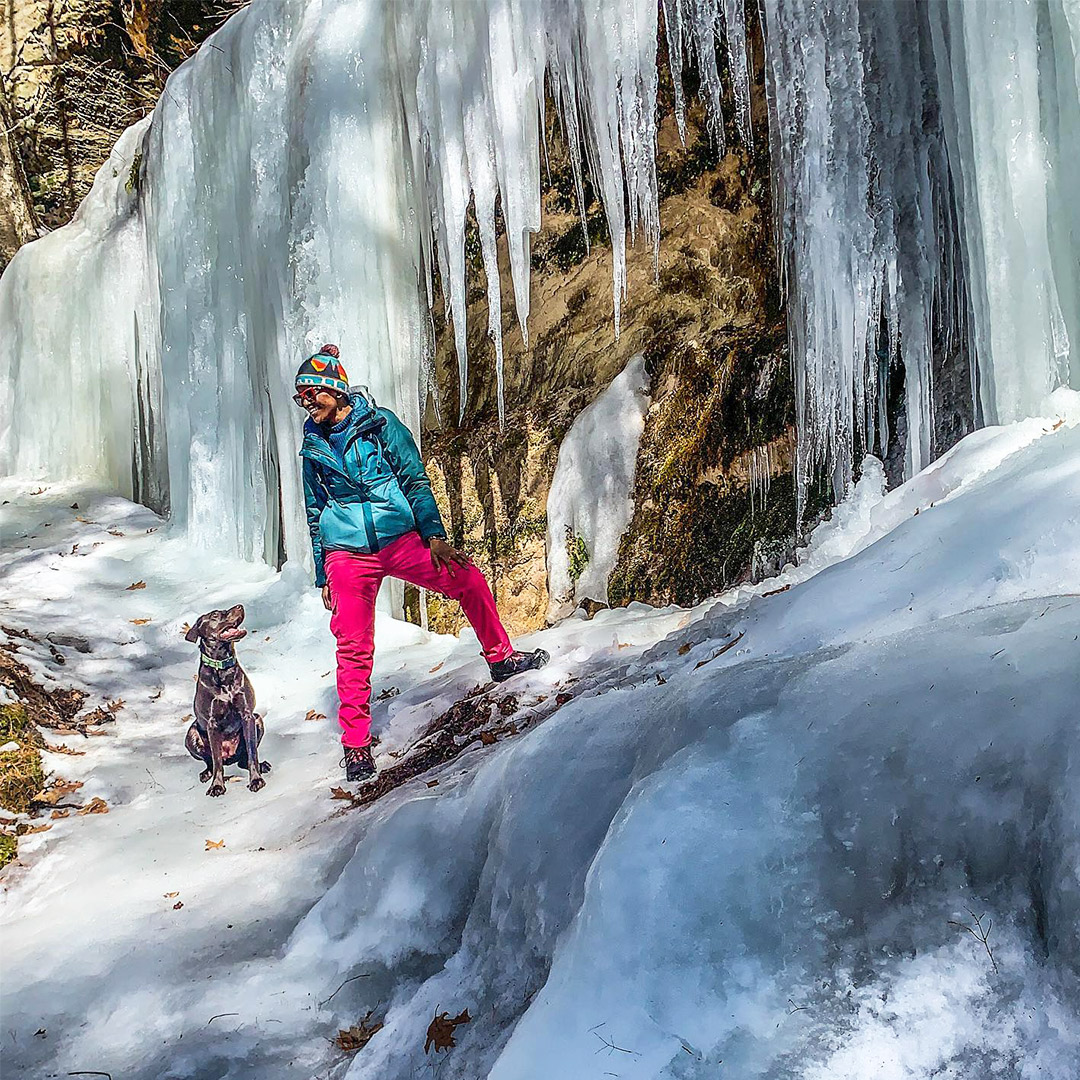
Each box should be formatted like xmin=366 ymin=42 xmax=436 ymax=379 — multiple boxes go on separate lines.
xmin=125 ymin=151 xmax=143 ymax=196
xmin=566 ymin=530 xmax=589 ymax=586
xmin=0 ymin=703 xmax=45 ymax=816
xmin=0 ymin=833 xmax=16 ymax=871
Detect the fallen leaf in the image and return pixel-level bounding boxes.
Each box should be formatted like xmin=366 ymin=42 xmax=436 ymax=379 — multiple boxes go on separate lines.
xmin=0 ymin=816 xmax=15 ymax=826
xmin=617 ymin=641 xmax=630 ymax=649
xmin=424 ymin=1008 xmax=471 ymax=1053
xmin=130 ymin=618 xmax=152 ymax=625
xmin=305 ymin=709 xmax=327 ymax=722
xmin=429 ymin=661 xmax=444 ymax=673
xmin=75 ymin=515 xmax=96 ymax=524
xmin=21 ymin=822 xmax=52 ymax=835
xmin=1052 ymin=418 xmax=1065 ymax=431
xmin=173 ymin=901 xmax=184 ymax=910
xmin=50 ymin=810 xmax=70 ymax=819
xmin=70 ymin=544 xmax=79 ymax=554
xmin=478 ymin=730 xmax=497 ymax=746
xmin=30 ymin=487 xmax=46 ymax=495
xmin=164 ymin=892 xmax=179 ymax=898
xmin=330 ymin=786 xmax=356 ymax=802
xmin=70 ymin=502 xmax=79 ymax=509
xmin=334 ymin=1010 xmax=383 ymax=1053
xmin=321 ymin=670 xmax=331 ymax=678
xmin=33 ymin=778 xmax=84 ymax=805
xmin=181 ymin=714 xmax=192 ymax=723
xmin=43 ymin=743 xmax=84 ymax=756
xmin=126 ymin=581 xmax=146 ymax=590
xmin=107 ymin=698 xmax=125 ymax=712
xmin=555 ymin=692 xmax=573 ymax=706
xmin=678 ymin=642 xmax=692 ymax=656
xmin=108 ymin=529 xmax=125 ymax=537
xmin=426 ymin=779 xmax=439 ymax=788
xmin=77 ymin=797 xmax=109 ymax=815
xmin=205 ymin=838 xmax=225 ymax=850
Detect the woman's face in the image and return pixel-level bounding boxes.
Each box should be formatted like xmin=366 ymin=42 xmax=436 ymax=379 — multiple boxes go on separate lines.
xmin=295 ymin=387 xmax=345 ymax=424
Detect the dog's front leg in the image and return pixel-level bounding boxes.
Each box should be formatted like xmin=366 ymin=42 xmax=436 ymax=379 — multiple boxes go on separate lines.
xmin=206 ymin=708 xmax=227 ymax=797
xmin=240 ymin=707 xmax=265 ymax=793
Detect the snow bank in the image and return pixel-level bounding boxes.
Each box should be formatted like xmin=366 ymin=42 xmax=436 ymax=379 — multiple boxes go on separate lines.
xmin=545 ymin=353 xmax=651 ymax=621
xmin=2 ymin=403 xmax=1078 ymax=1078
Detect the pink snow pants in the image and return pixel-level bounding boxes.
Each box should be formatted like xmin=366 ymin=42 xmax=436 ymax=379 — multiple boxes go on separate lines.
xmin=325 ymin=531 xmax=513 ymax=748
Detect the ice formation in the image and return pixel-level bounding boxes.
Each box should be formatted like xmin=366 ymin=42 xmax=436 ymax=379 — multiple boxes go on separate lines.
xmin=545 ymin=354 xmax=651 ymax=620
xmin=2 ymin=0 xmax=1078 ymax=564
xmin=762 ymin=0 xmax=1080 ymax=503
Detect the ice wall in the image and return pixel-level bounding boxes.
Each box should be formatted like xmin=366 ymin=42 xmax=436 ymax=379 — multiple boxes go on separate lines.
xmin=1 ymin=0 xmax=1079 ymax=572
xmin=546 ymin=354 xmax=650 ymax=620
xmin=761 ymin=0 xmax=1080 ymax=505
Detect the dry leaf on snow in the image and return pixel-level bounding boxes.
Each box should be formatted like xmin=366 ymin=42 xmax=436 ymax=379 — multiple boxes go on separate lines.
xmin=164 ymin=892 xmax=179 ymax=898
xmin=126 ymin=581 xmax=146 ymax=590
xmin=173 ymin=901 xmax=184 ymax=910
xmin=21 ymin=823 xmax=52 ymax=835
xmin=330 ymin=786 xmax=356 ymax=802
xmin=33 ymin=779 xmax=84 ymax=805
xmin=43 ymin=743 xmax=84 ymax=756
xmin=334 ymin=1010 xmax=383 ymax=1053
xmin=50 ymin=810 xmax=69 ymax=819
xmin=205 ymin=838 xmax=225 ymax=850
xmin=130 ymin=618 xmax=151 ymax=626
xmin=424 ymin=1009 xmax=470 ymax=1053
xmin=77 ymin=797 xmax=109 ymax=815
xmin=677 ymin=642 xmax=692 ymax=656
xmin=305 ymin=709 xmax=326 ymax=722
xmin=429 ymin=662 xmax=444 ymax=673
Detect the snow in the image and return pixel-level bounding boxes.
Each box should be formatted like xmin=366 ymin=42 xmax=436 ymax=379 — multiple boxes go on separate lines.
xmin=3 ymin=396 xmax=1079 ymax=1078
xmin=545 ymin=353 xmax=651 ymax=621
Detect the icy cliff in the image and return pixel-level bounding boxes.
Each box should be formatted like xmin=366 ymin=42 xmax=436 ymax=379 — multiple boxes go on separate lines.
xmin=2 ymin=0 xmax=1077 ymax=574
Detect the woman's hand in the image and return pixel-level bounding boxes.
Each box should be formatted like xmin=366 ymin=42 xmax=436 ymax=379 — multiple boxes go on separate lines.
xmin=428 ymin=536 xmax=470 ymax=577
xmin=321 ymin=584 xmax=334 ymax=612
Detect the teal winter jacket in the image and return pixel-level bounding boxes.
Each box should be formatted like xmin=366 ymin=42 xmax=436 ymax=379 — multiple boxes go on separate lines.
xmin=300 ymin=394 xmax=446 ymax=586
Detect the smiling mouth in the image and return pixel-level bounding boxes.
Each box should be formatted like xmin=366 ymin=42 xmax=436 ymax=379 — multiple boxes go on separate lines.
xmin=220 ymin=626 xmax=247 ymax=642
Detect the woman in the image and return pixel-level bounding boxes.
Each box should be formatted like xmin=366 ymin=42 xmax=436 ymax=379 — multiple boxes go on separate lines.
xmin=297 ymin=344 xmax=548 ymax=781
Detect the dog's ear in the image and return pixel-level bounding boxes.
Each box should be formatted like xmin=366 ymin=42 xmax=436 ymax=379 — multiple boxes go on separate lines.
xmin=185 ymin=617 xmax=204 ymax=643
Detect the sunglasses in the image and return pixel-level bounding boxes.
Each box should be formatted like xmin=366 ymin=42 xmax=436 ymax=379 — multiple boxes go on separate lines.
xmin=293 ymin=388 xmax=321 ymax=407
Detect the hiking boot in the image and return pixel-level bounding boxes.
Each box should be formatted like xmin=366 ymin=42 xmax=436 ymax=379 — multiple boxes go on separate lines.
xmin=489 ymin=648 xmax=550 ymax=683
xmin=341 ymin=744 xmax=376 ymax=783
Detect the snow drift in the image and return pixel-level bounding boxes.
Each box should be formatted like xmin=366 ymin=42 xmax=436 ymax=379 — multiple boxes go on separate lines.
xmin=2 ymin=396 xmax=1078 ymax=1078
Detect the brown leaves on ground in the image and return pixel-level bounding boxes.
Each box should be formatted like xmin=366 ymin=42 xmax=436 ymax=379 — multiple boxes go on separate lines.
xmin=43 ymin=742 xmax=84 ymax=756
xmin=424 ymin=1009 xmax=470 ymax=1053
xmin=205 ymin=838 xmax=225 ymax=850
xmin=677 ymin=642 xmax=693 ymax=656
xmin=334 ymin=1010 xmax=383 ymax=1053
xmin=32 ymin=778 xmax=83 ymax=806
xmin=330 ymin=786 xmax=356 ymax=802
xmin=164 ymin=891 xmax=179 ymax=898
xmin=173 ymin=901 xmax=184 ymax=910
xmin=130 ymin=618 xmax=152 ymax=626
xmin=76 ymin=797 xmax=109 ymax=815
xmin=50 ymin=809 xmax=69 ymax=819
xmin=108 ymin=529 xmax=125 ymax=537
xmin=305 ymin=709 xmax=327 ymax=722
xmin=126 ymin=581 xmax=146 ymax=590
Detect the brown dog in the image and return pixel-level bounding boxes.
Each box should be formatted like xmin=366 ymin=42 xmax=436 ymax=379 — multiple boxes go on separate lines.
xmin=184 ymin=604 xmax=270 ymax=797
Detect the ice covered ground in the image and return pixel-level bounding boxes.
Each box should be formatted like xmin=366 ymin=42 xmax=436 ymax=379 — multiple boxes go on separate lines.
xmin=2 ymin=395 xmax=1079 ymax=1079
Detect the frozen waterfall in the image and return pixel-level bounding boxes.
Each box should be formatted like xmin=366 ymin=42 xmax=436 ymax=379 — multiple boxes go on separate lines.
xmin=1 ymin=0 xmax=1078 ymax=569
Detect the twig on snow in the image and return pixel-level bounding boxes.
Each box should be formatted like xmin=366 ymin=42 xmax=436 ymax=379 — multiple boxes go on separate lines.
xmin=319 ymin=972 xmax=372 ymax=1008
xmin=948 ymin=908 xmax=999 ymax=974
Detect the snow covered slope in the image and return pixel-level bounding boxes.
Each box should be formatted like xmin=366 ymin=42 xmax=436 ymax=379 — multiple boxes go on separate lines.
xmin=2 ymin=396 xmax=1078 ymax=1078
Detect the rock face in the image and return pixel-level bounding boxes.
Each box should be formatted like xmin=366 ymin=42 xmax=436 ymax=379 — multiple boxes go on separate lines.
xmin=421 ymin=24 xmax=816 ymax=634
xmin=0 ymin=0 xmax=239 ymax=267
